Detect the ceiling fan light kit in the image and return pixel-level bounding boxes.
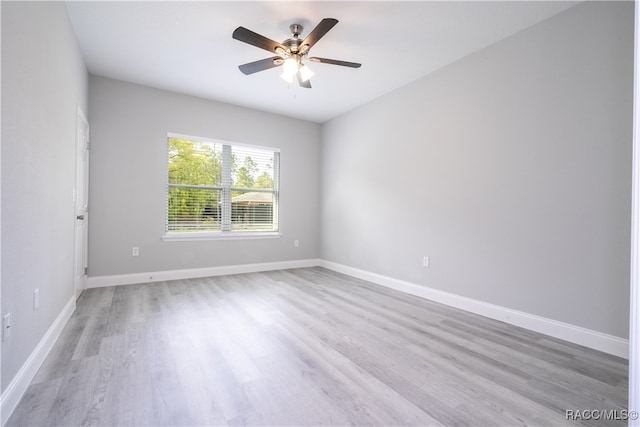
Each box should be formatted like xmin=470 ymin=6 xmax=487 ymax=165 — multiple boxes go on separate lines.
xmin=232 ymin=18 xmax=361 ymax=89
xmin=298 ymin=64 xmax=314 ymax=82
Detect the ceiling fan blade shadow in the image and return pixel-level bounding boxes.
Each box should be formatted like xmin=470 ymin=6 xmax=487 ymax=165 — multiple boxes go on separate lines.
xmin=309 ymin=57 xmax=361 ymax=68
xmin=238 ymin=57 xmax=282 ymax=75
xmin=297 ymin=71 xmax=312 ymax=89
xmin=232 ymin=26 xmax=286 ymax=53
xmin=300 ymin=18 xmax=338 ymax=50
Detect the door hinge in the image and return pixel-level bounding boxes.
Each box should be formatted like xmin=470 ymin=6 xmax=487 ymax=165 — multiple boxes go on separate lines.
xmin=84 ymin=267 xmax=88 ymax=276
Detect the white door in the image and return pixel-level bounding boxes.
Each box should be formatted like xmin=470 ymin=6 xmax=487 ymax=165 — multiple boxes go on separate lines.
xmin=73 ymin=109 xmax=89 ymax=299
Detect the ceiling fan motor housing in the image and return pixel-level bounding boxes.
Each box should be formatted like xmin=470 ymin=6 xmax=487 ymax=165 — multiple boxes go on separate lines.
xmin=283 ymin=25 xmax=304 ymax=54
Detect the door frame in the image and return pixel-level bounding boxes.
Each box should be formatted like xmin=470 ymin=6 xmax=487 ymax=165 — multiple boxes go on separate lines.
xmin=73 ymin=106 xmax=89 ymax=299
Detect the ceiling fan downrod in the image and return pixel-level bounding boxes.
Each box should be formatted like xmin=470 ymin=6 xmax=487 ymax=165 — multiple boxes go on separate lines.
xmin=289 ymin=24 xmax=303 ymax=38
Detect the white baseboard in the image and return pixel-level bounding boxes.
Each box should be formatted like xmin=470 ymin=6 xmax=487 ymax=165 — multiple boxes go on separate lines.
xmin=320 ymin=260 xmax=629 ymax=359
xmin=0 ymin=296 xmax=76 ymax=425
xmin=88 ymin=258 xmax=629 ymax=358
xmin=87 ymin=258 xmax=321 ymax=288
xmin=1 ymin=259 xmax=627 ymax=426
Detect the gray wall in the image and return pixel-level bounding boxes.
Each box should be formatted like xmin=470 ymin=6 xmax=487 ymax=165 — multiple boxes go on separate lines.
xmin=321 ymin=1 xmax=633 ymax=338
xmin=1 ymin=1 xmax=88 ymax=391
xmin=88 ymin=76 xmax=321 ymax=276
xmin=0 ymin=0 xmax=632 ymax=401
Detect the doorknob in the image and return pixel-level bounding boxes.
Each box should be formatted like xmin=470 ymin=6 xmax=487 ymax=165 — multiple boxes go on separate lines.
xmin=76 ymin=215 xmax=85 ymax=220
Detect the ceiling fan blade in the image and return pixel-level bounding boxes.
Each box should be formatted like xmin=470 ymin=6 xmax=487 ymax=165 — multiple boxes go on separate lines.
xmin=297 ymin=71 xmax=312 ymax=89
xmin=232 ymin=26 xmax=286 ymax=54
xmin=238 ymin=57 xmax=282 ymax=75
xmin=308 ymin=57 xmax=362 ymax=68
xmin=300 ymin=18 xmax=338 ymax=50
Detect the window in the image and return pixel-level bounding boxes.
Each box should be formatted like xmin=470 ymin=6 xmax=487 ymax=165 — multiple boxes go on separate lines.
xmin=166 ymin=133 xmax=280 ymax=237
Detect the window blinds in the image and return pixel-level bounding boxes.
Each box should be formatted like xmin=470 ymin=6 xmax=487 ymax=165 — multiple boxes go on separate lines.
xmin=167 ymin=134 xmax=279 ymax=233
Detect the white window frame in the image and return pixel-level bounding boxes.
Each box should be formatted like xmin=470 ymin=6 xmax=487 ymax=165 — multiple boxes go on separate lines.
xmin=162 ymin=132 xmax=281 ymax=242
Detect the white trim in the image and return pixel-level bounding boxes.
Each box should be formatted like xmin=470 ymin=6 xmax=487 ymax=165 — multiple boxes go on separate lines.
xmin=87 ymin=258 xmax=630 ymax=358
xmin=74 ymin=105 xmax=90 ymax=299
xmin=76 ymin=104 xmax=88 ymax=130
xmin=320 ymin=260 xmax=629 ymax=359
xmin=0 ymin=297 xmax=76 ymax=425
xmin=162 ymin=231 xmax=281 ymax=242
xmin=0 ymin=3 xmax=3 ymax=423
xmin=167 ymin=132 xmax=280 ymax=153
xmin=87 ymin=259 xmax=321 ymax=288
xmin=628 ymin=0 xmax=640 ymax=421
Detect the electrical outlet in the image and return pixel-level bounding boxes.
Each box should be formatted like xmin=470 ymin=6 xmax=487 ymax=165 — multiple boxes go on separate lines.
xmin=3 ymin=313 xmax=11 ymax=341
xmin=132 ymin=247 xmax=139 ymax=257
xmin=294 ymin=239 xmax=299 ymax=248
xmin=423 ymin=256 xmax=430 ymax=267
xmin=34 ymin=289 xmax=40 ymax=310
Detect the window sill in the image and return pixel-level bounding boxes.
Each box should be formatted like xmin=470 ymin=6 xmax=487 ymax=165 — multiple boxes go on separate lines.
xmin=162 ymin=231 xmax=282 ymax=242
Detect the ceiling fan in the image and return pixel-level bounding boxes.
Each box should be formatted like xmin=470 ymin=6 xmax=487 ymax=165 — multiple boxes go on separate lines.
xmin=232 ymin=18 xmax=361 ymax=89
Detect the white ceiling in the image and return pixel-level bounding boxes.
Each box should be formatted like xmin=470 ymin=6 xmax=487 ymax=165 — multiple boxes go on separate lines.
xmin=66 ymin=1 xmax=579 ymax=123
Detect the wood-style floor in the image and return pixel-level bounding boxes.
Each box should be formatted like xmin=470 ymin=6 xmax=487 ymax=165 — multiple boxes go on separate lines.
xmin=7 ymin=267 xmax=628 ymax=426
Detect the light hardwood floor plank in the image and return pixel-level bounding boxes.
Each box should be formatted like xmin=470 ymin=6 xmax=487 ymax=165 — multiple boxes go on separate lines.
xmin=6 ymin=267 xmax=629 ymax=426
